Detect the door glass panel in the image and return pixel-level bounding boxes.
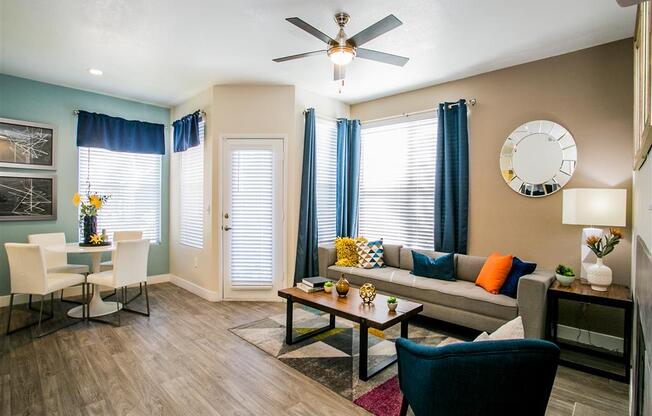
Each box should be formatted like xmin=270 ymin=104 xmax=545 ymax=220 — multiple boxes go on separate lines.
xmin=230 ymin=149 xmax=274 ymax=286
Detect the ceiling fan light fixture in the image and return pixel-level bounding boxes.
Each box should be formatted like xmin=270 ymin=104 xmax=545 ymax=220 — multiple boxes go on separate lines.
xmin=328 ymin=45 xmax=355 ymax=66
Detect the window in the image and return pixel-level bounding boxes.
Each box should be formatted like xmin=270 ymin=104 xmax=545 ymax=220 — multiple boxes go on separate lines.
xmin=358 ymin=113 xmax=438 ymax=249
xmin=179 ymin=120 xmax=205 ymax=248
xmin=315 ymin=116 xmax=338 ymax=244
xmin=78 ymin=147 xmax=162 ymax=243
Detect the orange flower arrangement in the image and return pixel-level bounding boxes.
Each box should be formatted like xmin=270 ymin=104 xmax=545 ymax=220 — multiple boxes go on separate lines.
xmin=586 ymin=228 xmax=623 ymax=259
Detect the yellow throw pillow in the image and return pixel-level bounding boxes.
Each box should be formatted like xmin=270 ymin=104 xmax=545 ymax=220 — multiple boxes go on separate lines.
xmin=335 ymin=237 xmax=367 ymax=266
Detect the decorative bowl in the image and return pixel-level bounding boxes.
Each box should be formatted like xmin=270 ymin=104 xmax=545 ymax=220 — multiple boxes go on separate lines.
xmin=555 ymin=273 xmax=575 ymax=287
xmin=324 ymin=284 xmax=333 ymax=293
xmin=387 ymin=302 xmax=398 ymax=311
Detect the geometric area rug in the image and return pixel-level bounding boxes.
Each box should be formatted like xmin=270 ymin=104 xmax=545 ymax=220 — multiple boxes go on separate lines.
xmin=230 ymin=306 xmax=452 ymax=415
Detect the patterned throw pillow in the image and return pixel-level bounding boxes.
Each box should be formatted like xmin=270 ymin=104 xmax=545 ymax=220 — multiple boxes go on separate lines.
xmin=356 ymin=239 xmax=384 ymax=269
xmin=335 ymin=237 xmax=367 ymax=267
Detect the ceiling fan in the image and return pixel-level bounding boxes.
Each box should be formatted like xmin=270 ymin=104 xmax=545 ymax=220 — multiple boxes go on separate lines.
xmin=273 ymin=12 xmax=409 ymax=82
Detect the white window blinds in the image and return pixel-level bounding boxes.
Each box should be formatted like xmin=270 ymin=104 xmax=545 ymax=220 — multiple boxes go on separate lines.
xmin=179 ymin=121 xmax=205 ymax=248
xmin=358 ymin=113 xmax=438 ymax=249
xmin=78 ymin=147 xmax=162 ymax=243
xmin=230 ymin=149 xmax=274 ymax=286
xmin=315 ymin=117 xmax=338 ymax=244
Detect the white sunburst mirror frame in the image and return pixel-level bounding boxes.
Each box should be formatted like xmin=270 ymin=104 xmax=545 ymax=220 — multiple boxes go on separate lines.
xmin=500 ymin=120 xmax=577 ymax=198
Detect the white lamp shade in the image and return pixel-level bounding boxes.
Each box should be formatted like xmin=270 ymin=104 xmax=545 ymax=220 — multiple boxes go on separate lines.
xmin=562 ymin=188 xmax=627 ymax=227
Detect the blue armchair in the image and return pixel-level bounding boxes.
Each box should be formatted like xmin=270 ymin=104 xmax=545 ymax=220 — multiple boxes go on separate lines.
xmin=395 ymin=338 xmax=560 ymax=416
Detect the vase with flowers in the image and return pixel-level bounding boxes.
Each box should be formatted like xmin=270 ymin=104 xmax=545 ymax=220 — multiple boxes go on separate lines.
xmin=73 ymin=192 xmax=110 ymax=246
xmin=585 ymin=228 xmax=623 ymax=291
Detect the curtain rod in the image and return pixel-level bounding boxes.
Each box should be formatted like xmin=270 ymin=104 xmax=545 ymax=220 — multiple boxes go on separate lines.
xmin=73 ymin=109 xmax=207 ymax=118
xmin=360 ymin=98 xmax=476 ymax=125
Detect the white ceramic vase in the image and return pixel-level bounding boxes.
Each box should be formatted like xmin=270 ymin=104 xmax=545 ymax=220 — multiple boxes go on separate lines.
xmin=586 ymin=258 xmax=612 ymax=291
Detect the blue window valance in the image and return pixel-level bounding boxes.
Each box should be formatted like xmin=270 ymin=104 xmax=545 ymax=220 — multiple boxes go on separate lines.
xmin=76 ymin=110 xmax=165 ymax=155
xmin=172 ymin=111 xmax=201 ymax=152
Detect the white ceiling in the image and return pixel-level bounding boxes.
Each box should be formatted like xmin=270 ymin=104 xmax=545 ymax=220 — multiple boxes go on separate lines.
xmin=0 ymin=0 xmax=636 ymax=107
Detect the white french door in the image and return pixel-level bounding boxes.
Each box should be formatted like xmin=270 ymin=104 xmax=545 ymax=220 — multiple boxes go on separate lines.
xmin=222 ymin=138 xmax=284 ymax=300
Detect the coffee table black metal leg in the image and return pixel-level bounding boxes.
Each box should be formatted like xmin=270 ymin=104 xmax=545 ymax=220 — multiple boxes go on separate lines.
xmin=285 ymin=297 xmax=336 ymax=345
xmin=360 ymin=319 xmax=407 ymax=381
xmin=359 ymin=320 xmax=369 ymax=380
xmin=285 ymin=298 xmax=294 ymax=344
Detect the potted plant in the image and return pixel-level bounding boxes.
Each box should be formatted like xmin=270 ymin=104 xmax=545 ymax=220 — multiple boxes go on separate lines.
xmin=324 ymin=280 xmax=333 ymax=293
xmin=585 ymin=228 xmax=623 ymax=291
xmin=555 ymin=264 xmax=576 ymax=287
xmin=387 ymin=296 xmax=398 ymax=311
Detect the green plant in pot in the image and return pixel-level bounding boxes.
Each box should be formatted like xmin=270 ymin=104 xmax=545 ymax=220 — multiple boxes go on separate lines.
xmin=387 ymin=296 xmax=398 ymax=311
xmin=555 ymin=264 xmax=576 ymax=287
xmin=324 ymin=280 xmax=333 ymax=293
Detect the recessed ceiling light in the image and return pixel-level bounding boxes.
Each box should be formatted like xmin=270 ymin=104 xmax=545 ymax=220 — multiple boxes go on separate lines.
xmin=88 ymin=68 xmax=103 ymax=76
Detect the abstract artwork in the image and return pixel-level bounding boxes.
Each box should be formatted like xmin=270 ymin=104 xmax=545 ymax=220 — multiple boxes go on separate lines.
xmin=0 ymin=173 xmax=56 ymax=221
xmin=0 ymin=118 xmax=55 ymax=169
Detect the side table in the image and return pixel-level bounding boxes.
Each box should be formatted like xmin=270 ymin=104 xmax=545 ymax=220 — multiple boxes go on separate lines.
xmin=546 ymin=280 xmax=633 ymax=382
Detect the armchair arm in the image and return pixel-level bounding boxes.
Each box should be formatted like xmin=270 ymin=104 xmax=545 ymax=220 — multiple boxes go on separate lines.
xmin=517 ymin=270 xmax=555 ymax=339
xmin=318 ymin=244 xmax=336 ymax=277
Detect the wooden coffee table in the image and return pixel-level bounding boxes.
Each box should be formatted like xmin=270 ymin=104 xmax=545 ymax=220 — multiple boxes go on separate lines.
xmin=278 ymin=286 xmax=423 ymax=381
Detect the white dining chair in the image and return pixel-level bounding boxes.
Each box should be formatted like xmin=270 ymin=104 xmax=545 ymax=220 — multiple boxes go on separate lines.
xmin=100 ymin=230 xmax=143 ymax=271
xmin=99 ymin=230 xmax=144 ymax=303
xmin=86 ymin=239 xmax=150 ymax=326
xmin=28 ymin=232 xmax=89 ymax=304
xmin=5 ymin=243 xmax=87 ymax=337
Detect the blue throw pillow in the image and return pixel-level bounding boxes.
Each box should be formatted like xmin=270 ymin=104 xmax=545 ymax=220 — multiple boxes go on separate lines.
xmin=500 ymin=257 xmax=537 ymax=298
xmin=411 ymin=251 xmax=455 ymax=281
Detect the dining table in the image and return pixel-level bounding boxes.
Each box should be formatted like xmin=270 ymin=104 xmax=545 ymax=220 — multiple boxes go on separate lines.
xmin=45 ymin=242 xmax=121 ymax=318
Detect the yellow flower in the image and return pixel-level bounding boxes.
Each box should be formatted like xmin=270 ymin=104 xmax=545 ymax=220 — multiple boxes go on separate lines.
xmin=89 ymin=195 xmax=102 ymax=210
xmin=90 ymin=234 xmax=103 ymax=245
xmin=72 ymin=192 xmax=81 ymax=207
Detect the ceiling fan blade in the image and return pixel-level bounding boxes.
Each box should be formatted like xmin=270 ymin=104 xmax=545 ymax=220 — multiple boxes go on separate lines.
xmin=348 ymin=14 xmax=402 ymax=47
xmin=356 ymin=48 xmax=409 ymax=66
xmin=273 ymin=50 xmax=325 ymax=63
xmin=286 ymin=17 xmax=335 ymax=44
xmin=334 ymin=64 xmax=346 ymax=81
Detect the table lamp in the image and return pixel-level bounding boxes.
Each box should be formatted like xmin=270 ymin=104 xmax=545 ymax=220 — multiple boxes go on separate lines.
xmin=562 ymin=188 xmax=627 ymax=281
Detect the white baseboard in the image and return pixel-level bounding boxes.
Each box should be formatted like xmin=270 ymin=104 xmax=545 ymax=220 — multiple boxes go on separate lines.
xmin=556 ymin=324 xmax=624 ymax=353
xmin=169 ymin=274 xmax=220 ymax=302
xmin=0 ymin=274 xmax=172 ymax=308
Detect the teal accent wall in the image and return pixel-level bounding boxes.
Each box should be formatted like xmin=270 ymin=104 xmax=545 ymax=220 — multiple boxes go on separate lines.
xmin=0 ymin=74 xmax=170 ymax=295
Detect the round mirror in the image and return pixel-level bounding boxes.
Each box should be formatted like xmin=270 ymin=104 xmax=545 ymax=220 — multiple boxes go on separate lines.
xmin=500 ymin=120 xmax=577 ymax=197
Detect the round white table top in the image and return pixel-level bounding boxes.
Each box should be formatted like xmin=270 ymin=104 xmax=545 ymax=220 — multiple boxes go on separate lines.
xmin=45 ymin=242 xmax=115 ymax=254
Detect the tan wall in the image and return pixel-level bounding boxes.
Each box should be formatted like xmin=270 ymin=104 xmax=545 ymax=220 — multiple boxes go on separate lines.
xmin=170 ymin=85 xmax=349 ymax=299
xmin=351 ymin=39 xmax=633 ymax=285
xmin=351 ymin=39 xmax=633 ymax=336
xmin=169 ymin=87 xmax=214 ymax=293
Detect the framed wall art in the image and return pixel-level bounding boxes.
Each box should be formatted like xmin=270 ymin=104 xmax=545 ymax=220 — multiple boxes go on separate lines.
xmin=0 ymin=172 xmax=57 ymax=221
xmin=0 ymin=117 xmax=56 ymax=169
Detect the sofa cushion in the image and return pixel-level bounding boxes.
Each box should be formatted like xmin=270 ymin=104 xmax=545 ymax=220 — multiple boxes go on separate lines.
xmin=455 ymin=254 xmax=488 ymax=282
xmin=383 ymin=244 xmax=402 ymax=268
xmin=356 ymin=239 xmax=384 ymax=269
xmin=327 ymin=265 xmax=517 ymax=321
xmin=475 ymin=253 xmax=514 ymax=294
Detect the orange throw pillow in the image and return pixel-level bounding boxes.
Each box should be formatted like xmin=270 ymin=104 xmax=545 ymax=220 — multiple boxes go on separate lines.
xmin=475 ymin=252 xmax=514 ymax=294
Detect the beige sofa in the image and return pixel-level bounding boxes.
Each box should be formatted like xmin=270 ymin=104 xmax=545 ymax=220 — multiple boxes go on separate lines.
xmin=318 ymin=244 xmax=554 ymax=338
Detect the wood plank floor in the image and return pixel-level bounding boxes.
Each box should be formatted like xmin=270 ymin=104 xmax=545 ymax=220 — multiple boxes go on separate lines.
xmin=0 ymin=283 xmax=629 ymax=415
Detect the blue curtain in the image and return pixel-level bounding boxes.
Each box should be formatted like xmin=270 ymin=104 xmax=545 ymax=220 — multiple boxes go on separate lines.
xmin=335 ymin=118 xmax=361 ymax=237
xmin=172 ymin=111 xmax=201 ymax=152
xmin=294 ymin=109 xmax=319 ymax=283
xmin=434 ymin=99 xmax=469 ymax=253
xmin=76 ymin=110 xmax=165 ymax=155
